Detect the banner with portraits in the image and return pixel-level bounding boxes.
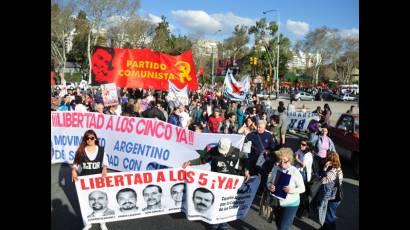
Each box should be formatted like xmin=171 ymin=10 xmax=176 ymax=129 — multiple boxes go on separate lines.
xmin=286 ymin=111 xmax=320 ymax=131
xmin=51 ymin=112 xmax=245 ymax=172
xmin=75 ymin=168 xmax=260 ymax=224
xmin=90 ymin=46 xmax=198 ymax=91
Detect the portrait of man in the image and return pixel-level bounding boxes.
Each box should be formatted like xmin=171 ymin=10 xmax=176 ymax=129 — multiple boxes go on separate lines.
xmin=91 ymin=47 xmax=115 ymax=84
xmin=142 ymin=184 xmax=165 ymax=211
xmin=170 ymin=183 xmax=186 ymax=206
xmin=87 ymin=190 xmax=115 ymax=218
xmin=192 ymin=187 xmax=214 ymax=213
xmin=116 ymin=188 xmax=139 ymax=214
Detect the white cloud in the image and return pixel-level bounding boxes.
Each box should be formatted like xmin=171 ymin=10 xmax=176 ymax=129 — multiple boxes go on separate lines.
xmin=172 ymin=10 xmax=222 ymax=34
xmin=338 ymin=28 xmax=359 ymax=39
xmin=212 ymin=12 xmax=255 ymax=30
xmin=147 ymin=13 xmax=162 ymax=24
xmin=146 ymin=13 xmax=175 ymax=32
xmin=171 ymin=10 xmax=255 ymax=36
xmin=286 ymin=20 xmax=310 ymax=37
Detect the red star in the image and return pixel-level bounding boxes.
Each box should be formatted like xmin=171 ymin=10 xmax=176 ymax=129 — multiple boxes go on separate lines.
xmin=231 ymin=82 xmax=242 ymax=94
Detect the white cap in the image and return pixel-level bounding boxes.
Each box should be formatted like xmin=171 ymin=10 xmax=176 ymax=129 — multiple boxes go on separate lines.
xmin=218 ymin=137 xmax=231 ymax=155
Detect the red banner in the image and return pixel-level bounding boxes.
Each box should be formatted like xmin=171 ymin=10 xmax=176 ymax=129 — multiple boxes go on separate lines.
xmin=91 ymin=47 xmax=198 ymax=91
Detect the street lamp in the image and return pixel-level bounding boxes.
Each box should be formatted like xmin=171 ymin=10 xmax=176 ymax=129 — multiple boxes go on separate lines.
xmin=211 ymin=29 xmax=222 ymax=85
xmin=262 ymin=9 xmax=280 ymax=91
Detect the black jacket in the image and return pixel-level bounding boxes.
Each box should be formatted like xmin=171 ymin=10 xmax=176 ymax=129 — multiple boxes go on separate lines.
xmin=141 ymin=107 xmax=166 ymax=121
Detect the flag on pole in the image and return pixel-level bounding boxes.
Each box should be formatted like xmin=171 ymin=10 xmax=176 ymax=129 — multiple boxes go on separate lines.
xmin=222 ymin=69 xmax=250 ymax=101
xmin=167 ymin=80 xmax=189 ymax=106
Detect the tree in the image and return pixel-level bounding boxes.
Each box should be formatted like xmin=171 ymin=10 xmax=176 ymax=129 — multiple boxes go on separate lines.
xmin=301 ymin=27 xmax=337 ymax=84
xmin=150 ymin=16 xmax=172 ymax=53
xmin=168 ymin=35 xmax=193 ymax=55
xmin=248 ymin=18 xmax=292 ymax=85
xmin=51 ymin=0 xmax=75 ymax=84
xmin=66 ymin=10 xmax=91 ymax=80
xmin=107 ymin=15 xmax=154 ymax=48
xmin=338 ymin=37 xmax=359 ymax=83
xmin=73 ymin=0 xmax=141 ymax=84
xmin=223 ymin=25 xmax=249 ymax=61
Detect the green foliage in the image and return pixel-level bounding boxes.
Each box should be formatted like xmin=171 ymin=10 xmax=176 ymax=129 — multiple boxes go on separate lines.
xmin=64 ymin=72 xmax=82 ymax=83
xmin=150 ymin=16 xmax=172 ymax=53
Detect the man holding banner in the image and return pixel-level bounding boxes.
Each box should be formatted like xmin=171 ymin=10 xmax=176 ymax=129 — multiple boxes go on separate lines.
xmin=183 ymin=137 xmax=250 ymax=229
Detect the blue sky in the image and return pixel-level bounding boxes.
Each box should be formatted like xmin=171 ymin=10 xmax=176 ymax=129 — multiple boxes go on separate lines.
xmin=138 ymin=0 xmax=359 ymax=45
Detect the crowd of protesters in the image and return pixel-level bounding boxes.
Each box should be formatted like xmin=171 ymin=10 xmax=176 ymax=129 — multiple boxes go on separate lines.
xmin=51 ymin=83 xmax=345 ymax=230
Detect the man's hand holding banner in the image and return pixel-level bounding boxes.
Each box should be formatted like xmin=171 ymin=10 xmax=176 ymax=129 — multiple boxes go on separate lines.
xmin=75 ymin=168 xmax=260 ymax=224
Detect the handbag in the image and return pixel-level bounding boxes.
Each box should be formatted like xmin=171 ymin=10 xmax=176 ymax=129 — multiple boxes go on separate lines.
xmin=333 ymin=170 xmax=343 ymax=201
xmin=255 ymin=134 xmax=268 ymax=168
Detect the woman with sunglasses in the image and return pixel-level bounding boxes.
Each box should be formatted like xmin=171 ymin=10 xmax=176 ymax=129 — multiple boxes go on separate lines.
xmin=267 ymin=148 xmax=305 ymax=230
xmin=294 ymin=138 xmax=314 ymax=218
xmin=71 ymin=130 xmax=109 ymax=230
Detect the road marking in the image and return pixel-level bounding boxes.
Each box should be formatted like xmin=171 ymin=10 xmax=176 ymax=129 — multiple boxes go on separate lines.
xmin=343 ymin=178 xmax=359 ymax=187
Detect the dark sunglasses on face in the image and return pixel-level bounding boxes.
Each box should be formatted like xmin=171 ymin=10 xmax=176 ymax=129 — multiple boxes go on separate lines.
xmin=86 ymin=136 xmax=96 ymax=141
xmin=279 ymin=159 xmax=289 ymax=164
xmin=301 ymin=143 xmax=307 ymax=146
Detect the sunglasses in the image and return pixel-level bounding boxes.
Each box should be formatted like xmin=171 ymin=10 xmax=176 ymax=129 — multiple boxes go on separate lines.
xmin=301 ymin=143 xmax=307 ymax=146
xmin=86 ymin=136 xmax=96 ymax=141
xmin=279 ymin=159 xmax=289 ymax=164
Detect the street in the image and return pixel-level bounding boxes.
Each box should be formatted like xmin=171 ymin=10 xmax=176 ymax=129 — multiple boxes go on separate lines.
xmin=51 ymin=132 xmax=359 ymax=230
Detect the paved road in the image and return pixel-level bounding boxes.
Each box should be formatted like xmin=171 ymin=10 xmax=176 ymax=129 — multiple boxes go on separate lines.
xmin=51 ymin=133 xmax=358 ymax=230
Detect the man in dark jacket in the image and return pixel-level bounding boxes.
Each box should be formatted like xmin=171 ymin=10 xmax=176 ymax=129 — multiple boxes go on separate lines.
xmin=245 ymin=120 xmax=276 ymax=195
xmin=141 ymin=101 xmax=166 ymax=121
xmin=167 ymin=107 xmax=182 ymax=127
xmin=183 ymin=137 xmax=249 ymax=230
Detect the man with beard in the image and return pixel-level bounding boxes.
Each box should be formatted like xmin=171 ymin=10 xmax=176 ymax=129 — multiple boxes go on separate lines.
xmin=116 ymin=188 xmax=139 ymax=214
xmin=192 ymin=187 xmax=214 ymax=213
xmin=87 ymin=190 xmax=115 ymax=218
xmin=142 ymin=185 xmax=165 ymax=211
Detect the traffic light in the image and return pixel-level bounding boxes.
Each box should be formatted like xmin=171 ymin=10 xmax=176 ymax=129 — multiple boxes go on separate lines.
xmin=249 ymin=57 xmax=257 ymax=65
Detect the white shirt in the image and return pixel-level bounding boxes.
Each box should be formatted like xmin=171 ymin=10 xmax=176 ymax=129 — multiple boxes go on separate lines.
xmin=267 ymin=165 xmax=305 ymax=206
xmin=75 ymin=104 xmax=87 ymax=112
xmin=179 ymin=111 xmax=190 ymax=128
xmin=206 ymin=105 xmax=212 ymax=116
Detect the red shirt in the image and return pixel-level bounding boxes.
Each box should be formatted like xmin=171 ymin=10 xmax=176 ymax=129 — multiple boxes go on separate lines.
xmin=208 ymin=115 xmax=225 ymax=133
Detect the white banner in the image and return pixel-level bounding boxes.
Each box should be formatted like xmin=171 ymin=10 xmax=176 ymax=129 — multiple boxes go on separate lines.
xmin=286 ymin=111 xmax=320 ymax=131
xmin=51 ymin=112 xmax=245 ymax=172
xmin=167 ymin=80 xmax=189 ymax=106
xmin=75 ymin=168 xmax=260 ymax=224
xmin=101 ymin=83 xmax=119 ymax=106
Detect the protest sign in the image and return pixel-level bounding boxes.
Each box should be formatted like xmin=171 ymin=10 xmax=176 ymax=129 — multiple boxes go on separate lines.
xmin=167 ymin=80 xmax=189 ymax=106
xmin=51 ymin=112 xmax=245 ymax=172
xmin=75 ymin=168 xmax=260 ymax=224
xmin=91 ymin=47 xmax=198 ymax=91
xmin=101 ymin=83 xmax=119 ymax=106
xmin=286 ymin=111 xmax=320 ymax=131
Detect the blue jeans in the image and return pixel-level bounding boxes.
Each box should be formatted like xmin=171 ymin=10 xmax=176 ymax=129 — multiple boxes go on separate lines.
xmin=321 ymin=201 xmax=341 ymax=230
xmin=276 ymin=205 xmax=299 ymax=230
xmin=210 ymin=222 xmax=229 ymax=229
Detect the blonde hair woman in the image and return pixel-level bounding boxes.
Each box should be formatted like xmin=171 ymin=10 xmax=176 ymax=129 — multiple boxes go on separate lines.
xmin=267 ymin=148 xmax=305 ymax=230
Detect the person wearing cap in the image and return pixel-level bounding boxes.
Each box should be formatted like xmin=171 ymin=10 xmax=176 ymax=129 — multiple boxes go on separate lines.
xmin=208 ymin=107 xmax=225 ymax=133
xmin=182 ymin=137 xmax=249 ymax=229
